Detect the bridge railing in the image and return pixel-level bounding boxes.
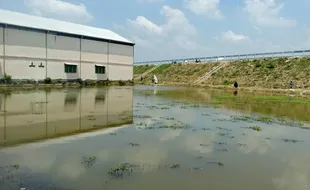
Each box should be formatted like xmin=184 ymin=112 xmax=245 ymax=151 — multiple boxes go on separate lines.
xmin=134 ymin=49 xmax=310 ymax=65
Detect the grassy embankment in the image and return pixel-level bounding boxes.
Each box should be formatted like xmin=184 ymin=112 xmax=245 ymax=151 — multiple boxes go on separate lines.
xmin=134 ymin=62 xmax=220 ymax=85
xmin=134 ymin=57 xmax=310 ymax=90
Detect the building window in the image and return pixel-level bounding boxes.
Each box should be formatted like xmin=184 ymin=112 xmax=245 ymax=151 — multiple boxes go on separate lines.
xmin=64 ymin=64 xmax=77 ymax=73
xmin=95 ymin=65 xmax=105 ymax=74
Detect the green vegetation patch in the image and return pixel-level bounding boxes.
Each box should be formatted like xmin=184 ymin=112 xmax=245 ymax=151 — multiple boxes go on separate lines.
xmin=247 ymin=126 xmax=262 ymax=132
xmin=151 ymin=64 xmax=172 ymax=74
xmin=134 ymin=65 xmax=155 ymax=74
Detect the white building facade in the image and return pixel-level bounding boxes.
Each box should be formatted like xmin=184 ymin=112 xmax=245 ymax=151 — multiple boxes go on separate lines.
xmin=0 ymin=9 xmax=134 ymax=81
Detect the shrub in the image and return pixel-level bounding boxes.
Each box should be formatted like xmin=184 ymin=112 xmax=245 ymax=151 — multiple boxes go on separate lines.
xmin=77 ymin=78 xmax=83 ymax=84
xmin=118 ymin=80 xmax=126 ymax=86
xmin=4 ymin=73 xmax=12 ymax=84
xmin=44 ymin=77 xmax=52 ymax=84
xmin=266 ymin=62 xmax=275 ymax=69
xmin=223 ymin=80 xmax=230 ymax=85
xmin=255 ymin=62 xmax=262 ymax=68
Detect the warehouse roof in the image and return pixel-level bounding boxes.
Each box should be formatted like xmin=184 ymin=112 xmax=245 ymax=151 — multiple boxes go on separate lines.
xmin=0 ymin=9 xmax=134 ymax=45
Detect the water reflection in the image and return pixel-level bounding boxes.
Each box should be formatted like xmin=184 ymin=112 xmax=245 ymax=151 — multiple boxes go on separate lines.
xmin=0 ymin=87 xmax=133 ymax=147
xmin=0 ymin=86 xmax=309 ymax=190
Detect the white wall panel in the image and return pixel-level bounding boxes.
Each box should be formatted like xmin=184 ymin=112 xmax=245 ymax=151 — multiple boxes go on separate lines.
xmin=47 ymin=61 xmax=80 ymax=79
xmin=5 ymin=28 xmax=46 ymax=58
xmin=0 ymin=27 xmax=3 ymax=56
xmin=109 ymin=43 xmax=133 ymax=57
xmin=109 ymin=54 xmax=133 ymax=65
xmin=81 ymin=39 xmax=107 ymax=54
xmin=81 ymin=52 xmax=107 ymax=62
xmin=108 ymin=64 xmax=133 ymax=81
xmin=80 ymin=62 xmax=107 ymax=80
xmin=5 ymin=59 xmax=46 ymax=80
xmin=0 ymin=59 xmax=3 ymax=78
xmin=47 ymin=34 xmax=80 ymax=61
xmin=0 ymin=27 xmax=3 ymax=78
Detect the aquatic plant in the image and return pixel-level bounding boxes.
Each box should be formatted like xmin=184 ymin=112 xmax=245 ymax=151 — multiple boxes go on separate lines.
xmin=216 ymin=126 xmax=233 ymax=131
xmin=232 ymin=116 xmax=252 ymax=122
xmin=0 ymin=164 xmax=22 ymax=186
xmin=160 ymin=117 xmax=175 ymax=120
xmin=11 ymin=164 xmax=19 ymax=169
xmin=108 ymin=163 xmax=134 ymax=178
xmin=206 ymin=162 xmax=224 ymax=167
xmin=136 ymin=122 xmax=148 ymax=126
xmin=213 ymin=141 xmax=227 ymax=145
xmin=216 ymin=148 xmax=228 ymax=152
xmin=145 ymin=126 xmax=155 ymax=129
xmin=232 ymin=115 xmax=307 ymax=130
xmin=213 ymin=118 xmax=237 ymax=122
xmin=81 ymin=156 xmax=96 ymax=168
xmin=129 ymin=142 xmax=140 ymax=147
xmin=237 ymin=143 xmax=246 ymax=147
xmin=201 ymin=113 xmax=211 ymax=116
xmin=170 ymin=164 xmax=180 ymax=169
xmin=147 ymin=105 xmax=160 ymax=110
xmin=161 ymin=107 xmax=170 ymax=110
xmin=247 ymin=126 xmax=262 ymax=132
xmin=218 ymin=132 xmax=229 ymax=136
xmin=255 ymin=116 xmax=273 ymax=124
xmin=282 ymin=138 xmax=303 ymax=143
xmin=189 ymin=167 xmax=203 ymax=172
xmin=162 ymin=123 xmax=188 ymax=129
xmin=202 ymin=128 xmax=211 ymax=131
xmin=87 ymin=115 xmax=96 ymax=121
xmin=133 ymin=115 xmax=152 ymax=119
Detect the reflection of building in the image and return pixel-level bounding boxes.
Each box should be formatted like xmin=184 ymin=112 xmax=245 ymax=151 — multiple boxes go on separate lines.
xmin=0 ymin=87 xmax=133 ymax=147
xmin=0 ymin=9 xmax=134 ymax=81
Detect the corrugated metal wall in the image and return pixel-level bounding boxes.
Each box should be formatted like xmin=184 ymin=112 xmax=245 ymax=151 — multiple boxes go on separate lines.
xmin=0 ymin=26 xmax=134 ymax=81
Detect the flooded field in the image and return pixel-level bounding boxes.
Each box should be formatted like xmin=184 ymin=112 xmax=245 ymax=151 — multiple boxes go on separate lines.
xmin=0 ymin=85 xmax=309 ymax=190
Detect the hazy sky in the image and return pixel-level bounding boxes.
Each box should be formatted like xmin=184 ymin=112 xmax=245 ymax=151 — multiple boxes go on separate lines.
xmin=0 ymin=0 xmax=309 ymax=62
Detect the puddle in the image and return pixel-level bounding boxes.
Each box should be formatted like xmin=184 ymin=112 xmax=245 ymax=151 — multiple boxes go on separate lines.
xmin=0 ymin=85 xmax=309 ymax=189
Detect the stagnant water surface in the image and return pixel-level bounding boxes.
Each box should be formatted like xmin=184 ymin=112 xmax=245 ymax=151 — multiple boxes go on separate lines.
xmin=0 ymin=85 xmax=309 ymax=190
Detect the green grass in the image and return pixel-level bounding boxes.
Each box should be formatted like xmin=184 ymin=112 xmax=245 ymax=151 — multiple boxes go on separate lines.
xmin=134 ymin=65 xmax=155 ymax=74
xmin=151 ymin=64 xmax=172 ymax=74
xmin=212 ymin=94 xmax=310 ymax=104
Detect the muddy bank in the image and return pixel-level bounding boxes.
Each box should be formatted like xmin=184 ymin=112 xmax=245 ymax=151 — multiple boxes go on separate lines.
xmin=0 ymin=79 xmax=134 ymax=89
xmin=135 ymin=81 xmax=310 ymax=97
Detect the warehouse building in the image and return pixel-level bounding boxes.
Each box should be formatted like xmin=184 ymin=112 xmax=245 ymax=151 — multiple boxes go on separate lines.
xmin=0 ymin=9 xmax=134 ymax=81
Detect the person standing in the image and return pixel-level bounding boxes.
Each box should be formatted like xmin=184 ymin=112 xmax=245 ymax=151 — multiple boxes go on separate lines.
xmin=290 ymin=81 xmax=294 ymax=88
xmin=234 ymin=81 xmax=238 ymax=88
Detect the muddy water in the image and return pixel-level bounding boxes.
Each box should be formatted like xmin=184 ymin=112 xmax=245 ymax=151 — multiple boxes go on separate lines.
xmin=0 ymin=85 xmax=309 ymax=190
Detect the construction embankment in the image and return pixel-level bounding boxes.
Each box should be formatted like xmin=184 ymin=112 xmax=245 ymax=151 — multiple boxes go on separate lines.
xmin=134 ymin=57 xmax=310 ymax=95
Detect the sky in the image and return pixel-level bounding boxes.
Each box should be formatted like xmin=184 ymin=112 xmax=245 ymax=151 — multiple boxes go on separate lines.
xmin=0 ymin=0 xmax=309 ymax=62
